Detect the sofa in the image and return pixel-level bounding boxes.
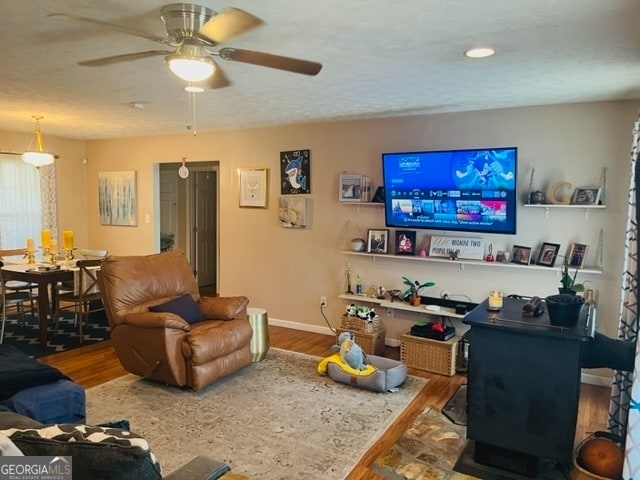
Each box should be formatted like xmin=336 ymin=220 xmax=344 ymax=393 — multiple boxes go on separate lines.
xmin=0 ymin=411 xmax=234 ymax=480
xmin=98 ymin=249 xmax=253 ymax=391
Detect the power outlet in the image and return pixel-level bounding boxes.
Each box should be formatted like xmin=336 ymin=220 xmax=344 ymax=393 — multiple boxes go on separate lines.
xmin=440 ymin=289 xmax=451 ymax=299
xmin=320 ymin=296 xmax=327 ymax=307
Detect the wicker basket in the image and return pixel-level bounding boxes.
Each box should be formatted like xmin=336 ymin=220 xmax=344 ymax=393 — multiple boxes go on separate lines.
xmin=337 ymin=328 xmax=385 ymax=355
xmin=341 ymin=315 xmax=381 ymax=333
xmin=400 ymin=333 xmax=458 ymax=376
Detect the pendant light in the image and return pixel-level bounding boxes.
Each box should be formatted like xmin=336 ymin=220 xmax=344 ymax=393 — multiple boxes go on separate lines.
xmin=22 ymin=115 xmax=55 ymax=167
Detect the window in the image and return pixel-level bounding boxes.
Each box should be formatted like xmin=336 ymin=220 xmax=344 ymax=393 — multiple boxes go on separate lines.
xmin=0 ymin=154 xmax=42 ymax=248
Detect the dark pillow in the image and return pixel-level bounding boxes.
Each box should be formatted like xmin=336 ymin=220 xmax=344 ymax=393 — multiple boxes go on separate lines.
xmin=0 ymin=424 xmax=162 ymax=480
xmin=148 ymin=294 xmax=204 ymax=324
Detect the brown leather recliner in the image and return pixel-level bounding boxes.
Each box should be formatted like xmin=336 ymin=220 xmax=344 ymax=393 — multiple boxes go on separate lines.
xmin=98 ymin=250 xmax=252 ymax=391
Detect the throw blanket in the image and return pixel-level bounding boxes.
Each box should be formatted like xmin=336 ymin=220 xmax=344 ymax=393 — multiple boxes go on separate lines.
xmin=0 ymin=345 xmax=70 ymax=401
xmin=317 ymin=353 xmax=377 ymax=376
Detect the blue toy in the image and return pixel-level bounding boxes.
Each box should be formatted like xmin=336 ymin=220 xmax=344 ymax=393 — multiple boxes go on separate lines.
xmin=336 ymin=331 xmax=369 ymax=370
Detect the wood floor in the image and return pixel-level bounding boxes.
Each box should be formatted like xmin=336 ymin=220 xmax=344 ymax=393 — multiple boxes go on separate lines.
xmin=39 ymin=325 xmax=612 ymax=480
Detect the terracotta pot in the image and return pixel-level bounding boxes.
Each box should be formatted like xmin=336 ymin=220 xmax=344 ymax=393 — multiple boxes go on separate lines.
xmin=410 ymin=296 xmax=421 ymax=307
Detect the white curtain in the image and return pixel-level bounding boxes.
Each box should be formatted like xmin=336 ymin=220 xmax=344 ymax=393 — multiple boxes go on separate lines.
xmin=0 ymin=154 xmax=57 ymax=248
xmin=617 ymin=114 xmax=640 ymax=479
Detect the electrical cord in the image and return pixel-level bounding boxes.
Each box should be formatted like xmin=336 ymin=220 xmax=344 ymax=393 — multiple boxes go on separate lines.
xmin=320 ymin=304 xmax=337 ymax=335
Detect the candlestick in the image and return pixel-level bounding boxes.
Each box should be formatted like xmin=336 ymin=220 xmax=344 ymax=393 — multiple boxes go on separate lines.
xmin=41 ymin=229 xmax=51 ymax=249
xmin=63 ymin=230 xmax=74 ymax=250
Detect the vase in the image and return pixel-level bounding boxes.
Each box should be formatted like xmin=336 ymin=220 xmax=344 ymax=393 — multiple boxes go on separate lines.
xmin=545 ymin=294 xmax=585 ymax=327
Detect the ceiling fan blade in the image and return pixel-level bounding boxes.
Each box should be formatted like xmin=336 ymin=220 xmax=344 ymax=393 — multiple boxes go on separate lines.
xmin=79 ymin=50 xmax=170 ymax=67
xmin=198 ymin=7 xmax=263 ymax=44
xmin=217 ymin=48 xmax=322 ymax=76
xmin=207 ymin=63 xmax=232 ymax=89
xmin=48 ymin=13 xmax=171 ymax=46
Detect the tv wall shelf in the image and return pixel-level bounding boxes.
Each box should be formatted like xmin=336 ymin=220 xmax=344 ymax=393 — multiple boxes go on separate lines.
xmin=524 ymin=203 xmax=606 ymax=219
xmin=339 ymin=250 xmax=603 ymax=275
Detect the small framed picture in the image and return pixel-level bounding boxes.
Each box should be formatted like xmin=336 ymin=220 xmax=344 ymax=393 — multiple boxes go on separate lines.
xmin=367 ymin=229 xmax=389 ymax=254
xmin=511 ymin=245 xmax=532 ymax=265
xmin=394 ymin=230 xmax=416 ymax=256
xmin=339 ymin=174 xmax=363 ymax=202
xmin=567 ymin=243 xmax=589 ymax=268
xmin=239 ymin=168 xmax=269 ymax=208
xmin=536 ymin=242 xmax=561 ymax=267
xmin=571 ymin=187 xmax=602 ymax=205
xmin=496 ymin=250 xmax=509 ymax=263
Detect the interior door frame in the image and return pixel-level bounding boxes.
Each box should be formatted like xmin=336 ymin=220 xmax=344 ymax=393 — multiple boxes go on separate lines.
xmin=154 ymin=161 xmax=219 ymax=292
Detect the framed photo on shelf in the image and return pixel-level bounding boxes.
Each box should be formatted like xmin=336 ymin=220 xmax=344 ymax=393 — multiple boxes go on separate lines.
xmin=536 ymin=242 xmax=561 ymax=267
xmin=367 ymin=229 xmax=389 ymax=254
xmin=339 ymin=174 xmax=363 ymax=202
xmin=571 ymin=187 xmax=601 ymax=205
xmin=511 ymin=245 xmax=532 ymax=265
xmin=567 ymin=243 xmax=589 ymax=268
xmin=239 ymin=168 xmax=269 ymax=208
xmin=394 ymin=230 xmax=416 ymax=256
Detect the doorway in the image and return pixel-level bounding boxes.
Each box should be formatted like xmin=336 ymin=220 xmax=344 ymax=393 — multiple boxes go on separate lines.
xmin=158 ymin=162 xmax=219 ymax=294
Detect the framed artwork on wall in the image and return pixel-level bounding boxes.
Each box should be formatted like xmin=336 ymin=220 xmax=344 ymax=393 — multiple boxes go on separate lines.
xmin=280 ymin=149 xmax=310 ymax=194
xmin=239 ymin=168 xmax=269 ymax=208
xmin=98 ymin=170 xmax=137 ymax=226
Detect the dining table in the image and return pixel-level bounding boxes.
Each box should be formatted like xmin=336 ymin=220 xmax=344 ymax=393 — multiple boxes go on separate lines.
xmin=2 ymin=261 xmax=74 ymax=349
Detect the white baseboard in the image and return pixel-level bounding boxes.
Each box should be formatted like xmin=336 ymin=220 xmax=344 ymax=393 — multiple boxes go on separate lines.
xmin=268 ymin=317 xmax=402 ymax=347
xmin=269 ymin=318 xmax=614 ymax=387
xmin=581 ymin=372 xmax=612 ymax=387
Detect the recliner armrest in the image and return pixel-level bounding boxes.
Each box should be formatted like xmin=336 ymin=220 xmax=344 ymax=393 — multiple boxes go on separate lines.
xmin=120 ymin=311 xmax=191 ymax=331
xmin=199 ymin=296 xmax=249 ymax=320
xmin=163 ymin=456 xmax=230 ymax=480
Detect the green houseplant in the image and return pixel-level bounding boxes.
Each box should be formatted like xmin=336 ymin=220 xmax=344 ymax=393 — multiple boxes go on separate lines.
xmin=402 ymin=277 xmax=435 ymax=306
xmin=559 ymin=257 xmax=584 ymax=294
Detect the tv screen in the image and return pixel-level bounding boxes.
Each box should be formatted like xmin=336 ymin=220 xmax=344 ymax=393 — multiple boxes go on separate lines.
xmin=382 ymin=147 xmax=517 ymax=235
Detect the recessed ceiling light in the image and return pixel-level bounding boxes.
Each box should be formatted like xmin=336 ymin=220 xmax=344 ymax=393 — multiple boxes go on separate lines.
xmin=464 ymin=47 xmax=495 ymax=59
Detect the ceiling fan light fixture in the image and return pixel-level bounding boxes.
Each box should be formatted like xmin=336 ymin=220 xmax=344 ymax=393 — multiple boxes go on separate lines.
xmin=464 ymin=46 xmax=495 ymax=59
xmin=167 ymin=56 xmax=215 ymax=82
xmin=22 ymin=115 xmax=55 ymax=168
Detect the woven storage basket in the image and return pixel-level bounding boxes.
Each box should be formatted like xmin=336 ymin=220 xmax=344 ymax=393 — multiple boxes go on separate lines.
xmin=400 ymin=334 xmax=458 ymax=376
xmin=341 ymin=315 xmax=381 ymax=333
xmin=336 ymin=328 xmax=385 ymax=355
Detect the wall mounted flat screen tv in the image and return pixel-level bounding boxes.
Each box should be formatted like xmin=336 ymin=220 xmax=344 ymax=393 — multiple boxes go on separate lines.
xmin=382 ymin=147 xmax=517 ymax=235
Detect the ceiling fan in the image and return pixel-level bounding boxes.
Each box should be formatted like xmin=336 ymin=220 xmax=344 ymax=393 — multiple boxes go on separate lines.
xmin=48 ymin=3 xmax=323 ymax=90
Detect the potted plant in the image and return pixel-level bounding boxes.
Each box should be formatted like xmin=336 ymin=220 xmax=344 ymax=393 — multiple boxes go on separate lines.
xmin=402 ymin=277 xmax=435 ymax=306
xmin=546 ymin=257 xmax=586 ymax=327
xmin=559 ymin=257 xmax=584 ymax=294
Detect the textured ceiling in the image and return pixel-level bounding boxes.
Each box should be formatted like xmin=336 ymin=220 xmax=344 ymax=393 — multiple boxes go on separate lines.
xmin=1 ymin=0 xmax=639 ymax=140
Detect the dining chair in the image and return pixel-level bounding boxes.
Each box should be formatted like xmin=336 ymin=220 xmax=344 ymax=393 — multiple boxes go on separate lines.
xmin=56 ymin=249 xmax=108 ymax=295
xmin=54 ymin=259 xmax=104 ymax=343
xmin=0 ymin=260 xmax=37 ymax=343
xmin=0 ymin=248 xmax=38 ymax=315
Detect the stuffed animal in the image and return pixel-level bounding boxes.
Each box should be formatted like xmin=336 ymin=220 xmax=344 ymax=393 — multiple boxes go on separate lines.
xmin=336 ymin=331 xmax=369 ymax=370
xmin=344 ymin=304 xmax=378 ymax=323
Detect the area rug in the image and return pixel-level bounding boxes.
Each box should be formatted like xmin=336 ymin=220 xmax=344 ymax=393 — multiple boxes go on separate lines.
xmin=1 ymin=308 xmax=110 ymax=358
xmin=85 ymin=348 xmax=427 ymax=479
